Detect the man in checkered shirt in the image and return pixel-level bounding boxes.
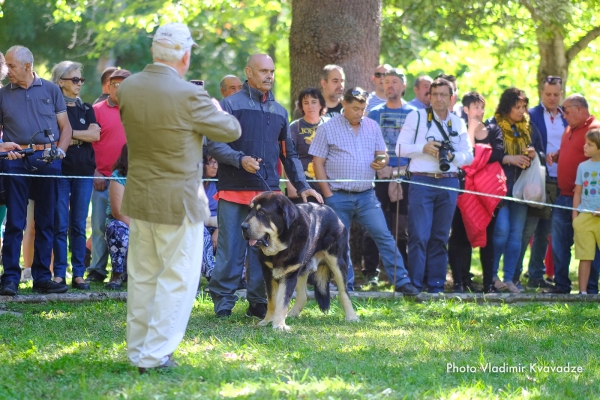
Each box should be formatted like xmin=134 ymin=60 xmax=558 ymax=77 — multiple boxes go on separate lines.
xmin=309 ymin=87 xmax=419 ymax=296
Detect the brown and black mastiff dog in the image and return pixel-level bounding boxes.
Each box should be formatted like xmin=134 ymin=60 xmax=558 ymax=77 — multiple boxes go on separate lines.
xmin=241 ymin=192 xmax=359 ymax=331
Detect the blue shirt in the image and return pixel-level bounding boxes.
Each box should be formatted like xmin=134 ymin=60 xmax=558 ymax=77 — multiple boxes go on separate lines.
xmin=367 ymin=103 xmax=416 ymax=167
xmin=408 ymin=98 xmax=427 ymax=110
xmin=0 ymin=73 xmax=66 ymax=144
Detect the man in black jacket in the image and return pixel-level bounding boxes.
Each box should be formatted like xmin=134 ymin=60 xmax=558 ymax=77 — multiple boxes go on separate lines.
xmin=207 ymin=54 xmax=321 ymax=318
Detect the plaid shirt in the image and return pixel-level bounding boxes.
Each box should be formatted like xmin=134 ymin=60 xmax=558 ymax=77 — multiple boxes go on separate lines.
xmin=309 ymin=114 xmax=386 ymax=192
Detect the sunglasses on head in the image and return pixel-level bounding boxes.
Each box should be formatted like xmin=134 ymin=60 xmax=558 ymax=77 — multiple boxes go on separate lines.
xmin=61 ymin=77 xmax=85 ymax=84
xmin=545 ymin=76 xmax=562 ymax=84
xmin=351 ymin=89 xmax=369 ymax=97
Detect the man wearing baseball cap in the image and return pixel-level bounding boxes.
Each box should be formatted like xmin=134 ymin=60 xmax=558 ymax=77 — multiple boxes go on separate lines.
xmin=117 ymin=22 xmax=241 ymax=373
xmin=86 ymin=68 xmax=131 ymax=285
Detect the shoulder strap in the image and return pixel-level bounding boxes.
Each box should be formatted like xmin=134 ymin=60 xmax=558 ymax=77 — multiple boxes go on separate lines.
xmin=405 ymin=110 xmax=421 ymax=174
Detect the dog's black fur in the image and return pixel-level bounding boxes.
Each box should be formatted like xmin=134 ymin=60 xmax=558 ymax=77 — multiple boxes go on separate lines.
xmin=241 ymin=192 xmax=359 ymax=330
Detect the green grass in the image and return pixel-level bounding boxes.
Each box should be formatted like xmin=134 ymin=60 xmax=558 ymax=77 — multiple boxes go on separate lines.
xmin=1 ymin=296 xmax=599 ymax=399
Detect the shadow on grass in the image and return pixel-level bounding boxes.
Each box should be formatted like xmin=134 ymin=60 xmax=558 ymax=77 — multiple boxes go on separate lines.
xmin=0 ymin=298 xmax=599 ymax=399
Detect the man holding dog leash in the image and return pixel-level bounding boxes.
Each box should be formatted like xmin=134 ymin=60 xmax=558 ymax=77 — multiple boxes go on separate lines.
xmin=207 ymin=53 xmax=322 ymax=319
xmin=0 ymin=45 xmax=71 ymax=296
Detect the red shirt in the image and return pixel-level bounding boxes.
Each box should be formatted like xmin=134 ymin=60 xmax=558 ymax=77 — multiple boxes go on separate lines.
xmin=557 ymin=116 xmax=600 ymax=196
xmin=92 ymin=99 xmax=127 ymax=176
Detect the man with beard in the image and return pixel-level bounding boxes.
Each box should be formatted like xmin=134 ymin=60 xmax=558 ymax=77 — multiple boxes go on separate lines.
xmin=320 ymin=64 xmax=345 ymax=118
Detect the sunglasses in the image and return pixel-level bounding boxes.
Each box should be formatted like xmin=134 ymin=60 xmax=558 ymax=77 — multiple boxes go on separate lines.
xmin=110 ymin=81 xmax=121 ymax=87
xmin=545 ymin=76 xmax=562 ymax=84
xmin=61 ymin=77 xmax=86 ymax=84
xmin=374 ymin=72 xmax=385 ymax=78
xmin=351 ymin=89 xmax=369 ymax=97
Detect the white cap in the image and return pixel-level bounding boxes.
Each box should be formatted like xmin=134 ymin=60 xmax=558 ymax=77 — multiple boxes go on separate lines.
xmin=153 ymin=23 xmax=198 ymax=50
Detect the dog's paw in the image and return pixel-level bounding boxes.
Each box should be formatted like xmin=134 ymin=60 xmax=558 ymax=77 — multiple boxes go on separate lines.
xmin=345 ymin=315 xmax=360 ymax=322
xmin=272 ymin=323 xmax=291 ymax=332
xmin=287 ymin=308 xmax=301 ymax=318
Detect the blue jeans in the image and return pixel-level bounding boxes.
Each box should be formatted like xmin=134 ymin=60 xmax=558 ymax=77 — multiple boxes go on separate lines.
xmin=87 ymin=186 xmax=109 ymax=277
xmin=493 ymin=200 xmax=528 ymax=282
xmin=0 ymin=155 xmax=61 ymax=285
xmin=515 ymin=215 xmax=551 ymax=283
xmin=407 ymin=176 xmax=459 ymax=293
xmin=552 ymin=195 xmax=600 ymax=293
xmin=208 ymin=200 xmax=266 ymax=314
xmin=325 ymin=189 xmax=411 ymax=290
xmin=53 ymin=177 xmax=93 ymax=279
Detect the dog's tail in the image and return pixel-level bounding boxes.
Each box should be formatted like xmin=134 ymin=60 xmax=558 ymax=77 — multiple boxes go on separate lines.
xmin=313 ymin=262 xmax=332 ymax=312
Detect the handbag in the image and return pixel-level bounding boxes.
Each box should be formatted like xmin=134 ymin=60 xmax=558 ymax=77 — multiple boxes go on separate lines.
xmin=527 ymin=168 xmax=557 ymax=220
xmin=513 ymin=153 xmax=546 ymax=206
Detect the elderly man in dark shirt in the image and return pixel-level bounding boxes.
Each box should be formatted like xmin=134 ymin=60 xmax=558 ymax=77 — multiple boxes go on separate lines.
xmin=0 ymin=45 xmax=71 ymax=296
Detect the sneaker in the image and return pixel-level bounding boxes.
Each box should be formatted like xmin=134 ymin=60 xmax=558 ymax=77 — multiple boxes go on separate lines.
xmin=32 ymin=280 xmax=68 ymax=294
xmin=514 ymin=281 xmax=525 ymax=291
xmin=20 ymin=268 xmax=32 ymax=283
xmin=0 ymin=281 xmax=18 ymax=296
xmin=505 ymin=281 xmax=522 ymax=293
xmin=105 ymin=272 xmax=124 ymax=290
xmin=493 ymin=276 xmax=507 ymax=291
xmin=85 ymin=270 xmax=107 ymax=283
xmin=363 ymin=274 xmax=379 ymax=286
xmin=527 ymin=279 xmax=555 ymax=289
xmin=246 ymin=303 xmax=267 ymax=318
xmin=395 ymin=282 xmax=420 ymax=296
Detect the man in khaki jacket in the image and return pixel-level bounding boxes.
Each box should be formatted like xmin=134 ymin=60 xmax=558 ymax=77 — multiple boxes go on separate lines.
xmin=117 ymin=23 xmax=241 ymax=373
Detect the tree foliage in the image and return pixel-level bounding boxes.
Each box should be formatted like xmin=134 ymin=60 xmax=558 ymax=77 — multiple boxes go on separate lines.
xmin=2 ymin=0 xmax=600 ymax=114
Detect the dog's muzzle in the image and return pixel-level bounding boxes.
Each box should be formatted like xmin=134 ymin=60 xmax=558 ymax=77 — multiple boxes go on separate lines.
xmin=241 ymin=223 xmax=270 ymax=248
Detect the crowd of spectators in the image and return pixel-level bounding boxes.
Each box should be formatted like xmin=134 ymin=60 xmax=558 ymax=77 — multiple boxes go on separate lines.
xmin=1 ymin=43 xmax=599 ymax=304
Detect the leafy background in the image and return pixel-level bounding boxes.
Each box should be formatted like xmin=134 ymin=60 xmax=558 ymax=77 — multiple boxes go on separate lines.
xmin=0 ymin=0 xmax=599 ymax=115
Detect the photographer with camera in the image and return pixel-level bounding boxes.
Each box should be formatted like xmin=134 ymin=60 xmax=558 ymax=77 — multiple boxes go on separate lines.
xmin=396 ymin=78 xmax=473 ymax=293
xmin=0 ymin=46 xmax=71 ymax=296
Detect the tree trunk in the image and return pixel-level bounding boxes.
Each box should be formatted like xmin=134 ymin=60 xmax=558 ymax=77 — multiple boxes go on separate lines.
xmin=535 ymin=27 xmax=569 ymax=96
xmin=289 ymin=0 xmax=382 ymax=113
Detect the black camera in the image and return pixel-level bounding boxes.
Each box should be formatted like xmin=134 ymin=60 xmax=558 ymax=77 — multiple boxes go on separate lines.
xmin=437 ymin=141 xmax=454 ymax=172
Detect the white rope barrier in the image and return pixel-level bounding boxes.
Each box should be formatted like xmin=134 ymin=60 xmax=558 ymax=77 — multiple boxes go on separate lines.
xmin=0 ymin=173 xmax=590 ymax=213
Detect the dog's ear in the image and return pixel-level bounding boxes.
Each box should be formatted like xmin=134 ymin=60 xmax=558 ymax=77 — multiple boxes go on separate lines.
xmin=281 ymin=199 xmax=298 ymax=229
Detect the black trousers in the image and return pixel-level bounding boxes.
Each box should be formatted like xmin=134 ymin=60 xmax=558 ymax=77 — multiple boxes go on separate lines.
xmin=447 ymin=206 xmax=497 ymax=289
xmin=362 ymin=181 xmax=409 ymax=277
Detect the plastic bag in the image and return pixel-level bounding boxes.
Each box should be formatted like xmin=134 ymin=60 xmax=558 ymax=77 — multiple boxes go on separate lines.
xmin=512 ymin=155 xmax=546 ymax=207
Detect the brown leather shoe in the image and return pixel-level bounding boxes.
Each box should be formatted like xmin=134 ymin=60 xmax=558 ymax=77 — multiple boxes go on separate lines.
xmin=138 ymin=354 xmax=178 ymax=374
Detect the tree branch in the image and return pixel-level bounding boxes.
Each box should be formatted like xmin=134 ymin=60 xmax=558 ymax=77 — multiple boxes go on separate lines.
xmin=519 ymin=0 xmax=537 ymax=21
xmin=567 ymin=25 xmax=600 ymax=63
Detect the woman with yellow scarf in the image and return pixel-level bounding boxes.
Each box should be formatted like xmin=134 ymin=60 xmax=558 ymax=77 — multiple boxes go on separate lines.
xmin=488 ymin=88 xmax=544 ymax=293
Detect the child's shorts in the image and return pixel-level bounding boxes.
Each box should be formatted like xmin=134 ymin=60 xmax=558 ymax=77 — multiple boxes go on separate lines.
xmin=573 ymin=212 xmax=600 ymax=260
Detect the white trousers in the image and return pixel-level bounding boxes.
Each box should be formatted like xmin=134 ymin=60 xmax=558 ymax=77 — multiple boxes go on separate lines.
xmin=126 ymin=216 xmax=203 ymax=368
